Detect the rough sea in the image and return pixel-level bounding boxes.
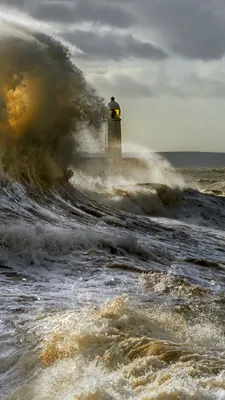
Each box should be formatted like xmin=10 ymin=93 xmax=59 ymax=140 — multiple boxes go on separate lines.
xmin=0 ymin=20 xmax=225 ymax=400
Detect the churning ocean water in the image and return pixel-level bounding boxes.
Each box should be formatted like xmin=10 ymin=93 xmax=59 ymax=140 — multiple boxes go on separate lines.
xmin=0 ymin=20 xmax=225 ymax=400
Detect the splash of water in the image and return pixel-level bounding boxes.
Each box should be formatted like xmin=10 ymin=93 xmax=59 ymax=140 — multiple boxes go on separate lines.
xmin=0 ymin=19 xmax=105 ymax=185
xmin=11 ymin=296 xmax=225 ymax=399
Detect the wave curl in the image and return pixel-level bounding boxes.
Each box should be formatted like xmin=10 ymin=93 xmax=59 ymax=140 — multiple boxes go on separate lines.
xmin=0 ymin=22 xmax=105 ymax=186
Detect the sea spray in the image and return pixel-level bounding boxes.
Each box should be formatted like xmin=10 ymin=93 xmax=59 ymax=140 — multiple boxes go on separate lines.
xmin=0 ymin=21 xmax=105 ymax=185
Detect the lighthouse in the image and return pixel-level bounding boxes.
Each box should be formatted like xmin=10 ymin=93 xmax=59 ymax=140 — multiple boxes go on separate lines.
xmin=107 ymin=97 xmax=122 ymax=161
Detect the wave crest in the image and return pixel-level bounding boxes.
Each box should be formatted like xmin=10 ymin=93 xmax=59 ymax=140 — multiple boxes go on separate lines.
xmin=0 ymin=23 xmax=104 ymax=185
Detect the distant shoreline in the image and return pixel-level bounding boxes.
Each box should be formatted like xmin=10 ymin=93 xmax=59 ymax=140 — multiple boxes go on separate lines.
xmin=125 ymin=152 xmax=225 ymax=168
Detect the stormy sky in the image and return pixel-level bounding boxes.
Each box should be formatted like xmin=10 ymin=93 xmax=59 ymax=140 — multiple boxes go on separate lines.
xmin=1 ymin=0 xmax=225 ymax=152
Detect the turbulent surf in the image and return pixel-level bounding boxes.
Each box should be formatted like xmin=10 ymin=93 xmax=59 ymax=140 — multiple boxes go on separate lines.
xmin=0 ymin=21 xmax=225 ymax=400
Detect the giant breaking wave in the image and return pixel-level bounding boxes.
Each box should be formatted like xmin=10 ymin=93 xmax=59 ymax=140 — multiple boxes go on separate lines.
xmin=0 ymin=21 xmax=105 ymax=186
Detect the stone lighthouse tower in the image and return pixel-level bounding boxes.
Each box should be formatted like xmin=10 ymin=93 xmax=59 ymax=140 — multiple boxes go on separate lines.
xmin=107 ymin=97 xmax=122 ymax=161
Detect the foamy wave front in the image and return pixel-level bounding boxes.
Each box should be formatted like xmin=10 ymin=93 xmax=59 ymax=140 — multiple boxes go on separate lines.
xmin=11 ymin=297 xmax=225 ymax=400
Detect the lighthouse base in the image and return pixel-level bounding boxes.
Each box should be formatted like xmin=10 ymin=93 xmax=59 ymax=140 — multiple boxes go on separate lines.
xmin=107 ymin=118 xmax=122 ymax=161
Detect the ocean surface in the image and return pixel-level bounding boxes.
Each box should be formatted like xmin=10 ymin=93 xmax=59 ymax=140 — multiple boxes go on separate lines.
xmin=0 ymin=166 xmax=225 ymax=400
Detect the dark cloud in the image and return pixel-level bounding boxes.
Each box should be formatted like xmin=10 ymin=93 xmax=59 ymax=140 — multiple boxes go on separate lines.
xmin=73 ymin=0 xmax=135 ymax=28
xmin=63 ymin=30 xmax=168 ymax=60
xmin=104 ymin=0 xmax=225 ymax=60
xmin=0 ymin=0 xmax=26 ymax=6
xmin=2 ymin=0 xmax=225 ymax=60
xmin=139 ymin=0 xmax=225 ymax=60
xmin=67 ymin=0 xmax=225 ymax=60
xmin=28 ymin=0 xmax=134 ymax=28
xmin=30 ymin=2 xmax=75 ymax=23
